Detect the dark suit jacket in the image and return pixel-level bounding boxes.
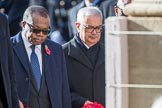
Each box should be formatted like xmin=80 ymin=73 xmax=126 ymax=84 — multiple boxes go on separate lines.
xmin=10 ymin=32 xmax=72 ymax=108
xmin=0 ymin=0 xmax=12 ymax=10
xmin=67 ymin=1 xmax=85 ymax=40
xmin=0 ymin=13 xmax=19 ymax=108
xmin=100 ymin=0 xmax=116 ymax=19
xmin=0 ymin=0 xmax=29 ymax=36
xmin=62 ymin=37 xmax=105 ymax=108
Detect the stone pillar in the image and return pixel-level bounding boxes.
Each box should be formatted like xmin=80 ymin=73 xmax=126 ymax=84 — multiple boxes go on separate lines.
xmin=105 ymin=0 xmax=162 ymax=108
xmin=105 ymin=17 xmax=129 ymax=108
xmin=124 ymin=0 xmax=162 ymax=16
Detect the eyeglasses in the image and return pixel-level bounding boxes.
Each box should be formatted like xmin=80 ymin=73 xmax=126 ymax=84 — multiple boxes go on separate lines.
xmin=81 ymin=24 xmax=104 ymax=33
xmin=26 ymin=22 xmax=50 ymax=35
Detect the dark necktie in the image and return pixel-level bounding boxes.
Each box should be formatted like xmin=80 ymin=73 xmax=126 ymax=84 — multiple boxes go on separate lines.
xmin=30 ymin=45 xmax=41 ymax=90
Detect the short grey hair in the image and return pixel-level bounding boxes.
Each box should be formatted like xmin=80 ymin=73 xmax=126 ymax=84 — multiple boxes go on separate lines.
xmin=77 ymin=6 xmax=103 ymax=23
xmin=23 ymin=5 xmax=49 ymax=22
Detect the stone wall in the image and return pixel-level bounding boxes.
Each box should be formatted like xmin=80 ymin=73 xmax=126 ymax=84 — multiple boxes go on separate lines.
xmin=105 ymin=14 xmax=162 ymax=108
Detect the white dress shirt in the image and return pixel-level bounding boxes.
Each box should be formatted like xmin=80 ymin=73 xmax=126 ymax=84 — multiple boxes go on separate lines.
xmin=22 ymin=33 xmax=42 ymax=75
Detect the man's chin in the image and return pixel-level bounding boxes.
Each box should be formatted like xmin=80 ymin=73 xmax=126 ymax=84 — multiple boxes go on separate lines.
xmin=32 ymin=41 xmax=43 ymax=45
xmin=33 ymin=39 xmax=44 ymax=45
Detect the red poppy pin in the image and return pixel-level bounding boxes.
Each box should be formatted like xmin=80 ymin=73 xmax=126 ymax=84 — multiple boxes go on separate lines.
xmin=45 ymin=45 xmax=51 ymax=55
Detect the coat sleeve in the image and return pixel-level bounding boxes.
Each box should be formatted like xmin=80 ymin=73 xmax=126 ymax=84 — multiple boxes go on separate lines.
xmin=71 ymin=92 xmax=87 ymax=108
xmin=5 ymin=13 xmax=20 ymax=108
xmin=61 ymin=48 xmax=72 ymax=108
xmin=0 ymin=0 xmax=12 ymax=11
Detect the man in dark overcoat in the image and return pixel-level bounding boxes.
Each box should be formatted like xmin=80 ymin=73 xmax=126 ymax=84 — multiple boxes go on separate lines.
xmin=63 ymin=7 xmax=105 ymax=108
xmin=10 ymin=5 xmax=71 ymax=108
xmin=0 ymin=13 xmax=20 ymax=108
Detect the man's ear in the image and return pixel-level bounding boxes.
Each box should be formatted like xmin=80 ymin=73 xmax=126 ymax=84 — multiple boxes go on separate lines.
xmin=75 ymin=22 xmax=80 ymax=32
xmin=21 ymin=21 xmax=26 ymax=28
xmin=114 ymin=5 xmax=118 ymax=16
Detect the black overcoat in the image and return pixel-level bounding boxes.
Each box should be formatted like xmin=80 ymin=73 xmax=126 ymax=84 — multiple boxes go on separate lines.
xmin=0 ymin=13 xmax=19 ymax=108
xmin=63 ymin=37 xmax=105 ymax=108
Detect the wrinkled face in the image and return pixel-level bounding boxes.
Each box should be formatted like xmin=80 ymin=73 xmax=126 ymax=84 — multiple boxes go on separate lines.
xmin=75 ymin=15 xmax=102 ymax=47
xmin=22 ymin=13 xmax=50 ymax=45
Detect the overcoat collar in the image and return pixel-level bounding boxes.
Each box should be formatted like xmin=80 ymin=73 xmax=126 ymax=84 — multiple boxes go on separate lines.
xmin=67 ymin=38 xmax=105 ymax=70
xmin=12 ymin=32 xmax=30 ymax=74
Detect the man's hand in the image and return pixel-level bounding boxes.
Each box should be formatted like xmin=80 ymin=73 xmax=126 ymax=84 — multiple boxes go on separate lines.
xmin=84 ymin=100 xmax=93 ymax=105
xmin=83 ymin=101 xmax=104 ymax=108
xmin=19 ymin=100 xmax=24 ymax=108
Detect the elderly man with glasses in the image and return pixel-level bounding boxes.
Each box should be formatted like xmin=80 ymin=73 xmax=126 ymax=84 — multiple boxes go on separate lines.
xmin=63 ymin=6 xmax=105 ymax=108
xmin=10 ymin=5 xmax=72 ymax=108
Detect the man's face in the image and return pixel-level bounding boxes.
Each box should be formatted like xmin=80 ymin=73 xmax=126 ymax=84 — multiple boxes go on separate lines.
xmin=22 ymin=13 xmax=50 ymax=45
xmin=76 ymin=15 xmax=102 ymax=47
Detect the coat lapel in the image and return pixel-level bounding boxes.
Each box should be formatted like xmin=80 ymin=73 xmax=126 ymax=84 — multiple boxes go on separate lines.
xmin=13 ymin=34 xmax=30 ymax=74
xmin=68 ymin=39 xmax=93 ymax=70
xmin=42 ymin=42 xmax=59 ymax=105
xmin=12 ymin=33 xmax=38 ymax=92
xmin=94 ymin=44 xmax=105 ymax=69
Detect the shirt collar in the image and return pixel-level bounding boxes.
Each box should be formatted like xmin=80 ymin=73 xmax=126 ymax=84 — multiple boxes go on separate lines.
xmin=21 ymin=32 xmax=41 ymax=50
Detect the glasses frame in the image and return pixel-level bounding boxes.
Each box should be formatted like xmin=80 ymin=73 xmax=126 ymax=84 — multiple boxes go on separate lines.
xmin=81 ymin=24 xmax=104 ymax=33
xmin=26 ymin=22 xmax=51 ymax=35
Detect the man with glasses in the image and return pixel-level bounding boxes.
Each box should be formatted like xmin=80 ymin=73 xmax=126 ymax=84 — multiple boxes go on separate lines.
xmin=63 ymin=7 xmax=105 ymax=108
xmin=10 ymin=5 xmax=71 ymax=108
xmin=67 ymin=0 xmax=104 ymax=40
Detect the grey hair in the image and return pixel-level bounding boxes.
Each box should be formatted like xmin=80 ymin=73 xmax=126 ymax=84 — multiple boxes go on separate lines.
xmin=77 ymin=6 xmax=103 ymax=23
xmin=23 ymin=5 xmax=49 ymax=22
